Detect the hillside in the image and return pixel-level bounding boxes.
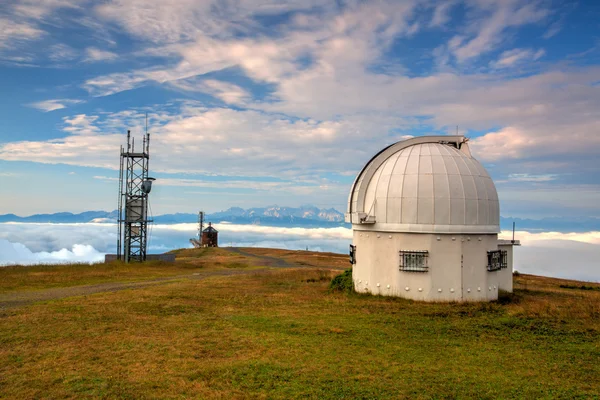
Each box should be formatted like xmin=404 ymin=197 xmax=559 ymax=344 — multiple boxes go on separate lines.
xmin=1 ymin=248 xmax=599 ymax=398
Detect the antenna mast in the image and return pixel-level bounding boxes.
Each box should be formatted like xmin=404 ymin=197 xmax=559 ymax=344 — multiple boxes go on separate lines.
xmin=512 ymin=221 xmax=516 ymax=244
xmin=189 ymin=211 xmax=205 ymax=248
xmin=198 ymin=211 xmax=204 ymax=240
xmin=117 ymin=126 xmax=155 ymax=262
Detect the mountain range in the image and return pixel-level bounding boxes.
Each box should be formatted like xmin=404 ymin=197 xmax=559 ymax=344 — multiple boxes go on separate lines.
xmin=0 ymin=206 xmax=345 ymax=227
xmin=0 ymin=206 xmax=598 ymax=232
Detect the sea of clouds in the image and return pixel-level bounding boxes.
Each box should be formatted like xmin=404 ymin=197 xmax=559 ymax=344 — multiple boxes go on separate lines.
xmin=0 ymin=222 xmax=598 ymax=282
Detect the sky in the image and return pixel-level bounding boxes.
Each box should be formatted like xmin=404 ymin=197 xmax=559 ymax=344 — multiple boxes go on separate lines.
xmin=0 ymin=0 xmax=599 ymax=219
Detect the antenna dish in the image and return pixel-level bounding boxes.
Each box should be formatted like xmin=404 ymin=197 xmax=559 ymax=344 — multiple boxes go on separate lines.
xmin=142 ymin=177 xmax=156 ymax=194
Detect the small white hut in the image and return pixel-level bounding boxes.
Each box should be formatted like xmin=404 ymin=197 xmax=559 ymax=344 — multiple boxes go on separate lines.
xmin=345 ymin=136 xmax=518 ymax=302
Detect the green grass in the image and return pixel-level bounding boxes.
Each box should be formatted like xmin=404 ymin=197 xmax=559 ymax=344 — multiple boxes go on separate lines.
xmin=0 ymin=251 xmax=599 ymax=399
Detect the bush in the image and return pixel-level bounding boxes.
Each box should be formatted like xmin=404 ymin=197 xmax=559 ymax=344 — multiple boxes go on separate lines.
xmin=497 ymin=289 xmax=521 ymax=305
xmin=513 ymin=270 xmax=521 ymax=276
xmin=329 ymin=269 xmax=354 ymax=294
xmin=559 ymin=284 xmax=600 ymax=291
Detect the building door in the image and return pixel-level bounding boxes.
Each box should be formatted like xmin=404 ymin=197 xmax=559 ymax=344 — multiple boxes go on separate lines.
xmin=461 ymin=238 xmax=487 ymax=301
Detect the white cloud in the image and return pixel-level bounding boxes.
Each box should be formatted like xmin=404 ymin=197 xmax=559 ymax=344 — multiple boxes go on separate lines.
xmin=512 ymin=240 xmax=599 ymax=282
xmin=507 ymin=173 xmax=557 ymax=182
xmin=543 ymin=20 xmax=563 ymax=39
xmin=430 ymin=0 xmax=457 ymax=27
xmin=470 ymin=116 xmax=600 ymax=163
xmin=62 ymin=114 xmax=100 ymax=135
xmin=500 ymin=230 xmax=600 ymax=246
xmin=7 ymin=59 xmax=600 ymax=187
xmin=27 ymin=99 xmax=84 ymax=112
xmin=500 ymin=230 xmax=600 ymax=282
xmin=68 ymin=0 xmax=599 ymax=177
xmin=12 ymin=0 xmax=83 ymax=20
xmin=0 ymin=106 xmax=377 ymax=176
xmin=82 ymin=71 xmax=152 ymax=97
xmin=0 ymin=239 xmax=104 ymax=266
xmin=0 ymin=222 xmax=116 ymax=253
xmin=170 ymin=79 xmax=251 ymax=105
xmin=449 ymin=1 xmax=549 ymax=62
xmin=490 ymin=48 xmax=545 ymax=69
xmin=48 ymin=43 xmax=78 ymax=61
xmin=82 ymin=0 xmax=423 ymax=97
xmin=0 ymin=18 xmax=44 ymax=50
xmin=84 ymin=47 xmax=117 ymax=62
xmin=0 ymin=0 xmax=83 ymax=54
xmin=94 ymin=0 xmax=335 ymax=44
xmin=158 ymin=222 xmax=352 ymax=240
xmin=0 ymin=128 xmax=120 ymax=169
xmin=94 ymin=175 xmax=344 ymax=196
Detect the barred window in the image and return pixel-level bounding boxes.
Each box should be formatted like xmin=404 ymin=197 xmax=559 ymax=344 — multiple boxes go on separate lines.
xmin=349 ymin=244 xmax=356 ymax=265
xmin=487 ymin=250 xmax=507 ymax=271
xmin=399 ymin=250 xmax=429 ymax=272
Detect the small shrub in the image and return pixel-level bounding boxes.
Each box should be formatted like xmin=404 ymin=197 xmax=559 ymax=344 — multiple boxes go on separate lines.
xmin=559 ymin=284 xmax=599 ymax=291
xmin=303 ymin=272 xmax=330 ymax=283
xmin=513 ymin=270 xmax=521 ymax=276
xmin=497 ymin=289 xmax=521 ymax=305
xmin=329 ymin=269 xmax=354 ymax=294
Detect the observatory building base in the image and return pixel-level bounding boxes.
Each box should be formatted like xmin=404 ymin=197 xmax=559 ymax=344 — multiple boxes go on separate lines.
xmin=352 ymin=231 xmax=512 ymax=302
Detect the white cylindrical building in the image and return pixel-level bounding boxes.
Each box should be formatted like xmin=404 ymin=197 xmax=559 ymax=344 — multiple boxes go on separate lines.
xmin=345 ymin=136 xmax=512 ymax=302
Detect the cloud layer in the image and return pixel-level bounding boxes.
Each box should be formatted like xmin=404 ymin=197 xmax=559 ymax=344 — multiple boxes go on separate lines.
xmin=1 ymin=223 xmax=598 ymax=282
xmin=0 ymin=239 xmax=104 ymax=266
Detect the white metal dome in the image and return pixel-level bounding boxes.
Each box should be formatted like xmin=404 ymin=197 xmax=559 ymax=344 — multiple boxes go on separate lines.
xmin=346 ymin=136 xmax=500 ymax=234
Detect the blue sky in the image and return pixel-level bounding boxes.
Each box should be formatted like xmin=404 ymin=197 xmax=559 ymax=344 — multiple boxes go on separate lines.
xmin=1 ymin=0 xmax=599 ymax=219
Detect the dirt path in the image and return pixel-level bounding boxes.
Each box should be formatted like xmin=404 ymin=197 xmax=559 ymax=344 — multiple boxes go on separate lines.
xmin=227 ymin=247 xmax=296 ymax=268
xmin=0 ymin=269 xmax=258 ymax=311
xmin=0 ymin=248 xmax=313 ymax=311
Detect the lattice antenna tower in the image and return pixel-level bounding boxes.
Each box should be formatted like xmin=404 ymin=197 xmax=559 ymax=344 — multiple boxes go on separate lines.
xmin=198 ymin=211 xmax=205 ymax=240
xmin=117 ymin=123 xmax=155 ymax=262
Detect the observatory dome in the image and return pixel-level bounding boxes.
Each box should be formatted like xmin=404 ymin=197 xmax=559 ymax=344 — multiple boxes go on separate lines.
xmin=346 ymin=136 xmax=499 ymax=234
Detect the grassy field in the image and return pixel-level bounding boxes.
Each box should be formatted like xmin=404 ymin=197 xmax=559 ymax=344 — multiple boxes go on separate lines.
xmin=0 ymin=248 xmax=263 ymax=292
xmin=1 ymin=248 xmax=599 ymax=399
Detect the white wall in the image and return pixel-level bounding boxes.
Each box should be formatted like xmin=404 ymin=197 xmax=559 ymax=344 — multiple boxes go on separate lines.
xmin=497 ymin=244 xmax=515 ymax=292
xmin=461 ymin=234 xmax=500 ymax=301
xmin=352 ymin=231 xmax=500 ymax=302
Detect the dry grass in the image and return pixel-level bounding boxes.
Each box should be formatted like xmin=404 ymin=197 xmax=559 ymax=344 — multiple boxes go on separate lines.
xmin=0 ymin=260 xmax=201 ymax=292
xmin=0 ymin=253 xmax=598 ymax=399
xmin=0 ymin=248 xmax=287 ymax=293
xmin=509 ymin=274 xmax=600 ymax=323
xmin=171 ymin=247 xmax=262 ymax=270
xmin=232 ymin=247 xmax=349 ymax=270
